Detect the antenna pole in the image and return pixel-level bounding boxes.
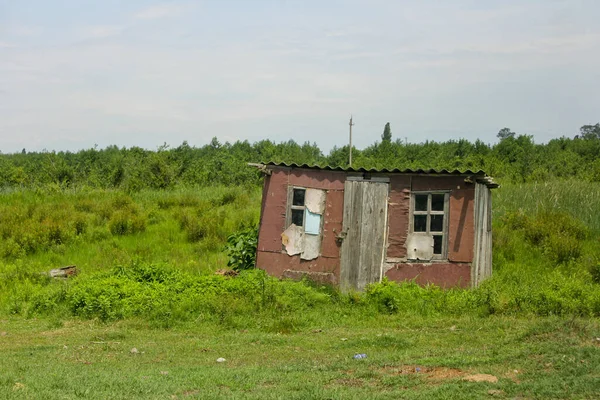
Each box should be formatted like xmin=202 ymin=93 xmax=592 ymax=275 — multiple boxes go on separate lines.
xmin=349 ymin=115 xmax=354 ymax=167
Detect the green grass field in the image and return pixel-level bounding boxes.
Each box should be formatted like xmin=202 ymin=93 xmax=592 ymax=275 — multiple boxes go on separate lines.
xmin=2 ymin=315 xmax=599 ymax=399
xmin=1 ymin=180 xmax=600 ymax=399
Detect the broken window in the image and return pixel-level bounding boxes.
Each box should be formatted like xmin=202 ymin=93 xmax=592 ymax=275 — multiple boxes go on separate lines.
xmin=408 ymin=192 xmax=449 ymax=260
xmin=282 ymin=187 xmax=326 ymax=260
xmin=290 ymin=188 xmax=306 ymax=226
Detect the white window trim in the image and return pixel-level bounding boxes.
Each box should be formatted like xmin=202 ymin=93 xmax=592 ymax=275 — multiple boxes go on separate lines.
xmin=286 ymin=186 xmax=307 ymax=228
xmin=409 ymin=191 xmax=450 ymax=261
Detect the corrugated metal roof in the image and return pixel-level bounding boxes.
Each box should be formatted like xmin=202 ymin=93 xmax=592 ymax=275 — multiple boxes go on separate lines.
xmin=249 ymin=162 xmax=499 ymax=188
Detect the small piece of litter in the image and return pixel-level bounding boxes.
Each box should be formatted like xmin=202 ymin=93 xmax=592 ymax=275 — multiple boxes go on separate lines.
xmin=415 ymin=367 xmax=421 ymax=372
xmin=353 ymin=354 xmax=367 ymax=359
xmin=130 ymin=348 xmax=139 ymax=354
xmin=449 ymin=325 xmax=457 ymax=331
xmin=160 ymin=371 xmax=169 ymax=375
xmin=216 ymin=358 xmax=226 ymax=363
xmin=341 ymin=338 xmax=348 ymax=341
xmin=63 ymin=345 xmax=68 ymax=350
xmin=463 ymin=374 xmax=498 ymax=383
xmin=312 ymin=329 xmax=323 ymax=333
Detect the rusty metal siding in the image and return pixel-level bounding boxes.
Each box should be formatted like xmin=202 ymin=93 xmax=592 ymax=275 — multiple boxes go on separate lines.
xmin=256 ymin=167 xmax=345 ymax=280
xmin=256 ymin=168 xmax=489 ymax=289
xmin=384 ymin=262 xmax=471 ymax=288
xmin=257 ymin=169 xmax=289 ymax=253
xmin=256 ymin=251 xmax=339 ymax=283
xmin=321 ymin=190 xmax=344 ymax=258
xmin=386 ymin=176 xmax=410 ymax=258
xmin=448 ymin=188 xmax=475 ymax=262
xmin=287 ymin=168 xmax=346 ymax=190
xmin=411 ymin=175 xmax=465 ymax=191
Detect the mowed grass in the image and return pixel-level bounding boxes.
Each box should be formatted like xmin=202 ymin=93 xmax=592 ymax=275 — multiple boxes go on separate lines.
xmin=1 ymin=315 xmax=599 ymax=400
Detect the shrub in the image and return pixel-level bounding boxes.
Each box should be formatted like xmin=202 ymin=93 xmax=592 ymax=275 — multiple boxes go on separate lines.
xmin=108 ymin=211 xmax=147 ymax=236
xmin=590 ymin=264 xmax=600 ymax=284
xmin=185 ymin=221 xmax=207 ymax=242
xmin=502 ymin=210 xmax=589 ymax=265
xmin=225 ymin=226 xmax=257 ymax=271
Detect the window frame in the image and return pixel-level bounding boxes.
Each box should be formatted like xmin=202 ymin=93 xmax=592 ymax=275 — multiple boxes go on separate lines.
xmin=286 ymin=186 xmax=307 ymax=228
xmin=409 ymin=191 xmax=450 ymax=261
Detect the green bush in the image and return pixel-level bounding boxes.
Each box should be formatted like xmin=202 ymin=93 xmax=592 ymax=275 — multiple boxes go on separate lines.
xmin=225 ymin=227 xmax=257 ymax=271
xmin=34 ymin=264 xmax=329 ymax=322
xmin=501 ymin=210 xmax=589 ymax=265
xmin=108 ymin=211 xmax=147 ymax=236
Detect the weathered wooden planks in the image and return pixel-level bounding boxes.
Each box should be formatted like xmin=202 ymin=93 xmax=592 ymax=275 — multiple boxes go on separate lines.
xmin=340 ymin=181 xmax=389 ymax=291
xmin=472 ymin=182 xmax=493 ymax=287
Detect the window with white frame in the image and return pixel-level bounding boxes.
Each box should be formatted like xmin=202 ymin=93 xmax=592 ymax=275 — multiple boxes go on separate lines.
xmin=290 ymin=188 xmax=306 ymax=227
xmin=410 ymin=192 xmax=449 ymax=260
xmin=282 ymin=186 xmax=327 ymax=260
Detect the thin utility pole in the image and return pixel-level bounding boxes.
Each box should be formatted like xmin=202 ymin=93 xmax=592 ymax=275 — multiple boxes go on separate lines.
xmin=349 ymin=115 xmax=354 ymax=167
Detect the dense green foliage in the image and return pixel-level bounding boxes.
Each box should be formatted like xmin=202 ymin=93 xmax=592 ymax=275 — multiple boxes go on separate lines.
xmin=1 ymin=126 xmax=600 ymax=333
xmin=1 ymin=181 xmax=599 ymax=323
xmin=1 ymin=124 xmax=600 ymax=191
xmin=1 ymin=134 xmax=600 ymax=398
xmin=225 ymin=226 xmax=258 ymax=271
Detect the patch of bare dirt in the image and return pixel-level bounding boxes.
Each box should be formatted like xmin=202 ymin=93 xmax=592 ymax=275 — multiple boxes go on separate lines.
xmin=463 ymin=374 xmax=498 ymax=383
xmin=376 ymin=365 xmax=466 ymax=382
xmin=330 ymin=378 xmax=366 ymax=387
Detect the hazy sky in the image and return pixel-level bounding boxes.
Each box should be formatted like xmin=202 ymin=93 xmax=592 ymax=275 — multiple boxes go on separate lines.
xmin=1 ymin=0 xmax=599 ymax=153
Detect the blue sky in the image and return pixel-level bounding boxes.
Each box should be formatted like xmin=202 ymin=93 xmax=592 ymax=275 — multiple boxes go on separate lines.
xmin=1 ymin=0 xmax=599 ymax=153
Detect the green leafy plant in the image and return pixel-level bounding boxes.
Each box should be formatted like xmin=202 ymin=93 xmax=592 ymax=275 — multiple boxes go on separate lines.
xmin=225 ymin=226 xmax=258 ymax=271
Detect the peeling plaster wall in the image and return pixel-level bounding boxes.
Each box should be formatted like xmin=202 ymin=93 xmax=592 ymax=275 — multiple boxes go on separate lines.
xmin=256 ymin=167 xmax=345 ymax=280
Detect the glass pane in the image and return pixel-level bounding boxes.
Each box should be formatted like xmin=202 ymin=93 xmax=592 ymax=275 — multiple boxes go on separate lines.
xmin=304 ymin=210 xmax=321 ymax=235
xmin=433 ymin=235 xmax=443 ymax=255
xmin=292 ymin=209 xmax=304 ymax=226
xmin=415 ymin=194 xmax=428 ymax=211
xmin=431 ymin=194 xmax=445 ymax=211
xmin=293 ymin=188 xmax=305 ymax=206
xmin=430 ymin=215 xmax=444 ymax=232
xmin=414 ymin=215 xmax=427 ymax=232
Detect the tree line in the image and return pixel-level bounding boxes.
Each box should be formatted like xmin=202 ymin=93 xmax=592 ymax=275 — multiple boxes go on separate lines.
xmin=0 ymin=123 xmax=599 ymax=191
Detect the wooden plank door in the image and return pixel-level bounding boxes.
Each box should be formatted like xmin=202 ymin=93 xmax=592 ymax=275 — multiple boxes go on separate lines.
xmin=340 ymin=181 xmax=389 ymax=291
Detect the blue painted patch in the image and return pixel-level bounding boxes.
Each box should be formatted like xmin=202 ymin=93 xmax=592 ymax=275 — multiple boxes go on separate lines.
xmin=304 ymin=209 xmax=322 ymax=235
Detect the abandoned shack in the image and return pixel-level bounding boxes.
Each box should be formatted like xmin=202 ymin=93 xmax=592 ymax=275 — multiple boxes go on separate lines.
xmin=251 ymin=162 xmax=498 ymax=291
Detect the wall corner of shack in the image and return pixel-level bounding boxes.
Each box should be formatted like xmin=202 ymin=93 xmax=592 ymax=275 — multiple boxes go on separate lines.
xmin=471 ymin=182 xmax=493 ymax=288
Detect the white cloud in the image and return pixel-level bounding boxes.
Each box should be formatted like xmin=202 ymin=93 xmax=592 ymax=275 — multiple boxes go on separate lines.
xmin=83 ymin=25 xmax=125 ymax=39
xmin=134 ymin=3 xmax=186 ymax=20
xmin=1 ymin=0 xmax=599 ymax=153
xmin=6 ymin=24 xmax=42 ymax=37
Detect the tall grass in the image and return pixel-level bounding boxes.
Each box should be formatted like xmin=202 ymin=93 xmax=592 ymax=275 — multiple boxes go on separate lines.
xmin=0 ymin=186 xmax=261 ymax=312
xmin=1 ymin=180 xmax=600 ymax=322
xmin=494 ymin=181 xmax=600 ymax=232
